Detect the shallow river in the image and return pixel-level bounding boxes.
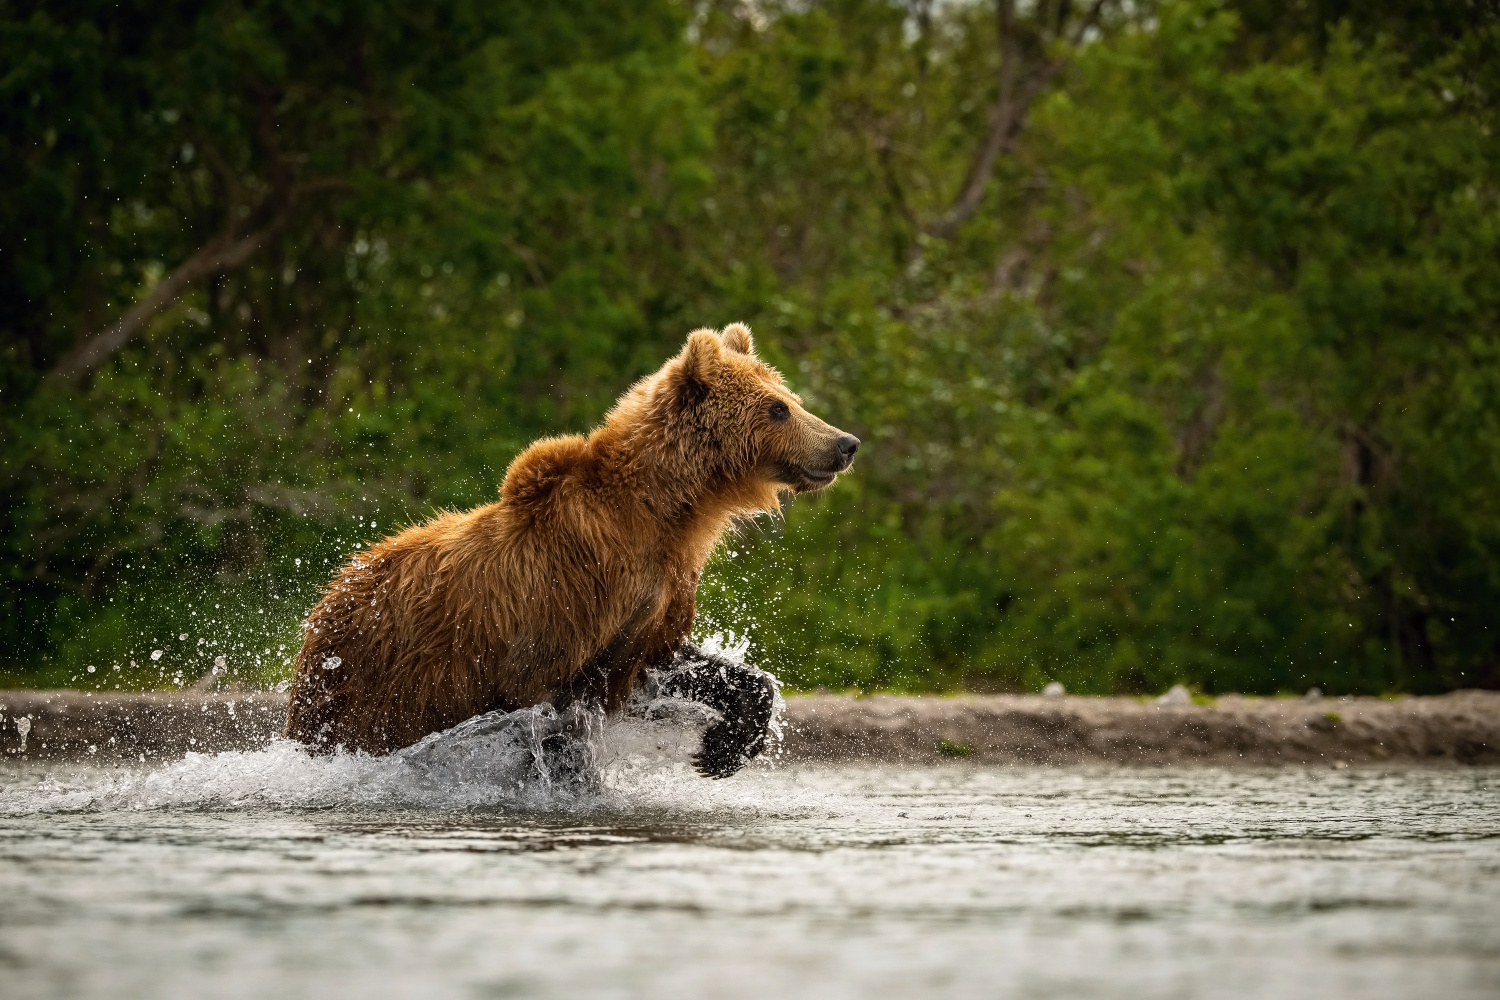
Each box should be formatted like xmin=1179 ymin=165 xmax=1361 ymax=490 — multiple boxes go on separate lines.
xmin=0 ymin=718 xmax=1496 ymax=999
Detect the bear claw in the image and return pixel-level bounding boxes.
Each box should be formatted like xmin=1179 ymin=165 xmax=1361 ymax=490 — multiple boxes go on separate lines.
xmin=693 ymin=752 xmax=745 ymax=779
xmin=692 ymin=721 xmax=766 ymax=778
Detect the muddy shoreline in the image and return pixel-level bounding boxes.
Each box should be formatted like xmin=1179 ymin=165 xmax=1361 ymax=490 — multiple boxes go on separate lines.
xmin=1 ymin=688 xmax=1496 ymax=766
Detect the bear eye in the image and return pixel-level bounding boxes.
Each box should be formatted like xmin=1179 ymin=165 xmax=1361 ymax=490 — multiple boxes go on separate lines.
xmin=768 ymin=400 xmax=790 ymax=423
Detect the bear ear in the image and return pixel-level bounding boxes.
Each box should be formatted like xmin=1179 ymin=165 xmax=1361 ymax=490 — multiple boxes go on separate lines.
xmin=720 ymin=323 xmax=755 ymax=355
xmin=674 ymin=329 xmax=723 ymax=401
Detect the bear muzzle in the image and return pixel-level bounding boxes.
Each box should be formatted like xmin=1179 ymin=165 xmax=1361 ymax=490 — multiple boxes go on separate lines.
xmin=780 ymin=433 xmax=860 ymax=491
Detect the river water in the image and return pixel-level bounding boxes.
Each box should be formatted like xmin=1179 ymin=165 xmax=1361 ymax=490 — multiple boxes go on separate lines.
xmin=0 ymin=713 xmax=1496 ymax=999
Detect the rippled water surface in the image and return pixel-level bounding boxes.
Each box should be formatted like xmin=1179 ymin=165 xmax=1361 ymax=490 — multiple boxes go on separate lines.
xmin=1 ymin=734 xmax=1497 ymax=999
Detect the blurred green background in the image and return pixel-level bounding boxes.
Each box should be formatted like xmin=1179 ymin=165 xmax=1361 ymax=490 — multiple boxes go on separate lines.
xmin=4 ymin=0 xmax=1498 ymax=695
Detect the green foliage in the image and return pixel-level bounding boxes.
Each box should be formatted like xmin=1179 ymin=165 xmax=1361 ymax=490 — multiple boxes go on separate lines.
xmin=938 ymin=738 xmax=975 ymax=758
xmin=3 ymin=0 xmax=1498 ymax=694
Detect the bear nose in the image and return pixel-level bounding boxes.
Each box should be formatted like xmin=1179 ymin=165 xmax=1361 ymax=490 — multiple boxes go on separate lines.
xmin=835 ymin=434 xmax=860 ymax=464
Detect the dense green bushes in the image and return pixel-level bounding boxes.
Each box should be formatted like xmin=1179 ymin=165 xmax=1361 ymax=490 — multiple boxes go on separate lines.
xmin=4 ymin=1 xmax=1497 ymax=693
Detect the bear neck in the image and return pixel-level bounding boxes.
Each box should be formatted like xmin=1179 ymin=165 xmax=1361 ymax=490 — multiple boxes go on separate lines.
xmin=595 ymin=423 xmax=713 ymax=513
xmin=589 ymin=418 xmax=746 ymax=559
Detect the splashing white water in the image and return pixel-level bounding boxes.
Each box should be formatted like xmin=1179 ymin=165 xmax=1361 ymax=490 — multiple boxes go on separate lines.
xmin=0 ymin=640 xmax=788 ymax=817
xmin=0 ymin=711 xmax=713 ymax=816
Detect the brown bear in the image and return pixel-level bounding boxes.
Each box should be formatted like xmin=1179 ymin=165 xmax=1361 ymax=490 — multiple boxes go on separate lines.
xmin=285 ymin=324 xmax=858 ymax=777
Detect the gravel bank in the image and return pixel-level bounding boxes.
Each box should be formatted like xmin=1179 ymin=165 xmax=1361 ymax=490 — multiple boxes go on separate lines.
xmin=785 ymin=691 xmax=1500 ymax=766
xmin=1 ymin=689 xmax=1496 ymax=766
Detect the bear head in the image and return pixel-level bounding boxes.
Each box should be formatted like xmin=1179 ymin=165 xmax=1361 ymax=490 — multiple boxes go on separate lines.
xmin=616 ymin=324 xmax=859 ymax=509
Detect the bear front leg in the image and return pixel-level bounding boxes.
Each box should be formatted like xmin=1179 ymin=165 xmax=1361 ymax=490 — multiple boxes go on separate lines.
xmin=655 ymin=643 xmax=777 ymax=779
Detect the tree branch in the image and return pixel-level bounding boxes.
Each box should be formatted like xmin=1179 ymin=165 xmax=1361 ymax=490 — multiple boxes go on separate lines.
xmin=49 ymin=179 xmax=348 ymax=383
xmin=928 ymin=0 xmax=1023 ymax=239
xmin=926 ymin=0 xmax=1110 ymax=239
xmin=1070 ymin=0 xmax=1111 ymax=47
xmin=501 ymin=236 xmax=547 ymax=286
xmin=875 ymin=134 xmax=918 ymax=232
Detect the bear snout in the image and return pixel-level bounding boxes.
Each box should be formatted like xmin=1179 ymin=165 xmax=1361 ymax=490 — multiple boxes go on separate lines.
xmin=834 ymin=433 xmax=860 ymax=469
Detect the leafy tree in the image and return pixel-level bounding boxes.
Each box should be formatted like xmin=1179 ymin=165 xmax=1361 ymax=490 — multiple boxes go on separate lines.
xmin=3 ymin=0 xmax=1497 ymax=695
xmin=2 ymin=0 xmax=712 ymax=676
xmin=695 ymin=0 xmax=1500 ymax=694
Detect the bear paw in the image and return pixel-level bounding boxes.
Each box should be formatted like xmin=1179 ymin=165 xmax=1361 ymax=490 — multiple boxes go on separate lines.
xmin=692 ymin=719 xmax=767 ymax=779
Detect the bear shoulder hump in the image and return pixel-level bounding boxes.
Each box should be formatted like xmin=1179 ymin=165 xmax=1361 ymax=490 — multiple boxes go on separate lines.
xmin=500 ymin=434 xmax=590 ymax=509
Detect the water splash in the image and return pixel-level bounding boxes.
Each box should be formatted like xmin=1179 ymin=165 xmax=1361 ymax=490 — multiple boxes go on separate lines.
xmin=0 ymin=691 xmax=741 ymax=817
xmin=1 ymin=631 xmax=789 ymax=817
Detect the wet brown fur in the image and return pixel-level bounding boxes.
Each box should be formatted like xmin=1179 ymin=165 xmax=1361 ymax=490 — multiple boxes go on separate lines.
xmin=286 ymin=325 xmax=854 ymax=753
